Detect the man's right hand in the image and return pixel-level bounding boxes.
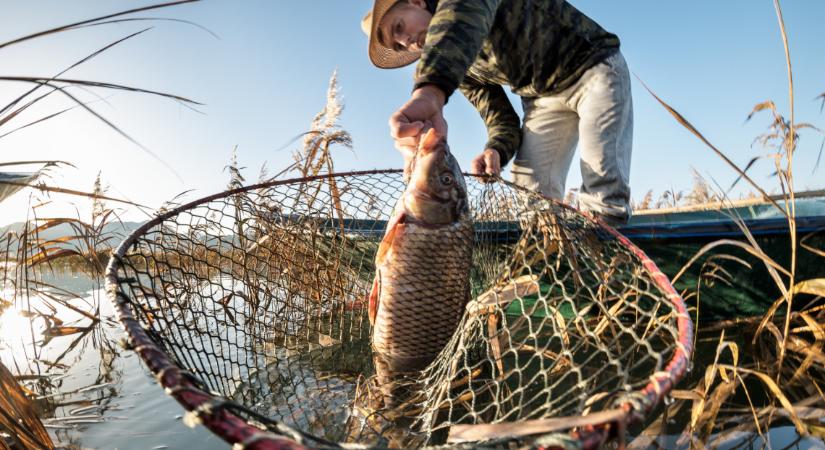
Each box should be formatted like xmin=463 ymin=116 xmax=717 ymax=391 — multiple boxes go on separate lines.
xmin=389 ymin=85 xmax=447 ymax=139
xmin=389 ymin=85 xmax=447 ymax=178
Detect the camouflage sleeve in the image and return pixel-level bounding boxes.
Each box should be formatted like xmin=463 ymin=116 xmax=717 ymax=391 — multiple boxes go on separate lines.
xmin=459 ymin=76 xmax=521 ymax=166
xmin=414 ymin=0 xmax=501 ymax=98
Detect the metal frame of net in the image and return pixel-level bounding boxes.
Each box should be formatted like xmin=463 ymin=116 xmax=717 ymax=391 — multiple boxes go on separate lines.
xmin=105 ymin=170 xmax=693 ymax=449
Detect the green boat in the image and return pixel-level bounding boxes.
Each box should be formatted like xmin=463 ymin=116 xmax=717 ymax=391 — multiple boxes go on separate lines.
xmin=617 ymin=191 xmax=825 ymax=319
xmin=321 ymin=190 xmax=824 ymax=320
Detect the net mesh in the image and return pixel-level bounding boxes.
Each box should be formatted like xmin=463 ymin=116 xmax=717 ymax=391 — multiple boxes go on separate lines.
xmin=106 ymin=170 xmax=692 ymax=449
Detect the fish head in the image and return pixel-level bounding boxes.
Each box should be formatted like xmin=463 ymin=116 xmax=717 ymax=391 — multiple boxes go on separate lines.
xmin=404 ymin=129 xmax=468 ymax=225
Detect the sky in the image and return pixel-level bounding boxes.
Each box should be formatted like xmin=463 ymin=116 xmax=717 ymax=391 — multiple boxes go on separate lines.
xmin=2 ymin=0 xmax=824 ymax=226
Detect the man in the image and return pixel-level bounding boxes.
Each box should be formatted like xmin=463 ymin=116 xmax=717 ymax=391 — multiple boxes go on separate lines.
xmin=362 ymin=0 xmax=633 ymax=225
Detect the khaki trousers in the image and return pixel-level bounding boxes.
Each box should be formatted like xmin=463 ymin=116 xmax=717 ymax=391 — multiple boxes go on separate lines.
xmin=511 ymin=50 xmax=633 ymax=222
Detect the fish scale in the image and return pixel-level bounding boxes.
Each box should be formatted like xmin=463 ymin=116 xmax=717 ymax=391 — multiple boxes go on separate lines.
xmin=372 ymin=221 xmax=473 ymax=362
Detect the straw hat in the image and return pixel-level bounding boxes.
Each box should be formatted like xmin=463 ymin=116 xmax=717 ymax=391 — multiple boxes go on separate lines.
xmin=361 ymin=0 xmax=421 ymax=69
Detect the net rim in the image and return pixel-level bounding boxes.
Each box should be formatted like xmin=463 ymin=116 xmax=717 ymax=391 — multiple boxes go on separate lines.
xmin=104 ymin=169 xmax=694 ymax=449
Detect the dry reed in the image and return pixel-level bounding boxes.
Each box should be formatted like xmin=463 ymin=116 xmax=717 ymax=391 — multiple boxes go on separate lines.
xmin=635 ymin=1 xmax=825 ymax=447
xmin=0 ymin=2 xmax=205 ymax=445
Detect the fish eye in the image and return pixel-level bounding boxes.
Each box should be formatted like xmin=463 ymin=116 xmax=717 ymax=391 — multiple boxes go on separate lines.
xmin=440 ymin=173 xmax=454 ymax=185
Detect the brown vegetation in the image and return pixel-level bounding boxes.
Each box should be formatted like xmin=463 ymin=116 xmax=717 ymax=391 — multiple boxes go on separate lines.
xmin=634 ymin=1 xmax=825 ymax=446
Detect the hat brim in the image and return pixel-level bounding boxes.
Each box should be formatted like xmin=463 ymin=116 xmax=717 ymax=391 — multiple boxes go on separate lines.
xmin=367 ymin=0 xmax=421 ymax=69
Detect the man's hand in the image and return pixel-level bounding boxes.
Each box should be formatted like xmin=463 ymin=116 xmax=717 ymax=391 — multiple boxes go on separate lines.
xmin=470 ymin=148 xmax=501 ymax=181
xmin=389 ymin=85 xmax=447 ymax=179
xmin=389 ymin=85 xmax=447 ymax=139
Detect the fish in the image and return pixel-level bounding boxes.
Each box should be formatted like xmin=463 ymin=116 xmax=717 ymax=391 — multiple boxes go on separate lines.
xmin=368 ymin=128 xmax=474 ymax=408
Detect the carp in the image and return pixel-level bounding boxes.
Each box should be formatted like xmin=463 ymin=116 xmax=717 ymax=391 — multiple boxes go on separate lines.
xmin=368 ymin=128 xmax=474 ymax=407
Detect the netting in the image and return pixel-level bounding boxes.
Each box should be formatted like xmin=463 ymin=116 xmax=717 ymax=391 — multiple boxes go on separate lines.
xmin=105 ymin=170 xmax=692 ymax=449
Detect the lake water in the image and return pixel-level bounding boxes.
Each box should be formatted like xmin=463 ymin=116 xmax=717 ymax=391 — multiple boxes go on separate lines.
xmin=0 ymin=274 xmax=224 ymax=450
xmin=1 ymin=272 xmax=822 ymax=449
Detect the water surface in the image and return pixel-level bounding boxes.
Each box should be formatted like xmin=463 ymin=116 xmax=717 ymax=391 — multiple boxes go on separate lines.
xmin=2 ymin=272 xmax=821 ymax=449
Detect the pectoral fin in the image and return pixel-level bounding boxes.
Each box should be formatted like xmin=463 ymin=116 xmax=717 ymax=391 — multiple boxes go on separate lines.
xmin=368 ymin=271 xmax=380 ymax=326
xmin=370 ymin=212 xmax=406 ymax=325
xmin=375 ymin=211 xmax=405 ymax=266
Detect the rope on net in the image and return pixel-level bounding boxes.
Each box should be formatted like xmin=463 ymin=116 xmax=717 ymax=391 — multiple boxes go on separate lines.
xmin=105 ymin=169 xmax=693 ymax=449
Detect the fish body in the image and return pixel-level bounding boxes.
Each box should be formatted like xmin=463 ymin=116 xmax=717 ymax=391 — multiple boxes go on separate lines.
xmin=368 ymin=129 xmax=474 ymax=399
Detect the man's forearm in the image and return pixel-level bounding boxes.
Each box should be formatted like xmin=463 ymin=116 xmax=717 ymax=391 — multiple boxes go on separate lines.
xmin=413 ymin=84 xmax=446 ymax=107
xmin=459 ymin=79 xmax=521 ymax=166
xmin=414 ymin=0 xmax=503 ymax=98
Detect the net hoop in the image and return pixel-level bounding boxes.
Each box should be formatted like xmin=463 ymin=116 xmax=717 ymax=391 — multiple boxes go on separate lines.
xmin=105 ymin=169 xmax=693 ymax=449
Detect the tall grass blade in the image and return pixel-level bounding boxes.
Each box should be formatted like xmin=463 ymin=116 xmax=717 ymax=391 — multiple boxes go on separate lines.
xmin=755 ymin=279 xmax=825 ymax=348
xmin=74 ymin=17 xmax=219 ymax=40
xmin=636 ymin=76 xmax=785 ymax=215
xmin=0 ymin=105 xmax=74 ymax=139
xmin=723 ymin=365 xmax=807 ymax=434
xmin=790 ymin=278 xmax=825 ymax=297
xmin=0 ymin=180 xmax=147 ymax=208
xmin=787 ymin=312 xmax=824 ymax=383
xmin=25 ymin=248 xmax=81 ymax=267
xmin=0 ymin=77 xmax=201 ymax=106
xmin=801 ymin=231 xmax=825 ymax=258
xmin=728 ymin=156 xmax=761 ymax=192
xmin=0 ymin=0 xmax=199 ymax=50
xmin=728 ymin=204 xmax=791 ymax=299
xmin=0 ymin=87 xmax=62 ymax=129
xmin=0 ymin=78 xmax=197 ymax=182
xmin=0 ymin=28 xmax=153 ymax=120
xmin=0 ymin=160 xmax=73 ymax=168
xmin=0 ymin=363 xmax=54 ymax=449
xmin=771 ymin=0 xmax=799 ymax=379
xmin=1 ymin=22 xmax=204 ymax=181
xmin=672 ymin=238 xmax=791 ymax=283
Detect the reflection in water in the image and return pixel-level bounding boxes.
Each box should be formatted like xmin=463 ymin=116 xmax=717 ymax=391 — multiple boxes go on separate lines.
xmin=0 ymin=307 xmax=39 ymax=355
xmin=1 ymin=284 xmax=120 ymax=444
xmin=0 ymin=273 xmax=224 ymax=450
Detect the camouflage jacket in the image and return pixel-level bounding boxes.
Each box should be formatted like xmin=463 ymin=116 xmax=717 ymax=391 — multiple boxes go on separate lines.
xmin=415 ymin=0 xmax=620 ymax=165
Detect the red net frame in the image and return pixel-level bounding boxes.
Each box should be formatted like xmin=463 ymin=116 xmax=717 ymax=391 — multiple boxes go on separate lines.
xmin=105 ymin=170 xmax=693 ymax=449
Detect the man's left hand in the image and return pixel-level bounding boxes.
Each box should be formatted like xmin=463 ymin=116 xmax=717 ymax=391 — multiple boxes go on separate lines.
xmin=470 ymin=148 xmax=501 ymax=180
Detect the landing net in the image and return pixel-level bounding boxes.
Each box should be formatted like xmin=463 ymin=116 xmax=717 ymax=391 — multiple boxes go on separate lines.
xmin=105 ymin=170 xmax=692 ymax=449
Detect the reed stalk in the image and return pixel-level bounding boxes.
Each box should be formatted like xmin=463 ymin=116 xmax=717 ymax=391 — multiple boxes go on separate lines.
xmin=1 ymin=2 xmax=205 ymax=445
xmin=639 ymin=1 xmax=825 ymax=444
xmin=772 ymin=0 xmax=797 ymax=383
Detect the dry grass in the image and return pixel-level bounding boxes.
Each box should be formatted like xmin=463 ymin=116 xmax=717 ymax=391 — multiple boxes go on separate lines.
xmin=228 ymin=70 xmax=367 ymax=317
xmin=3 ymin=1 xmax=822 ymax=448
xmin=635 ymin=1 xmax=825 ymax=447
xmin=0 ymin=2 xmax=205 ymax=445
xmin=633 ymin=171 xmax=727 ymax=212
xmin=0 ymin=172 xmax=132 ymax=447
xmin=0 ymin=362 xmax=53 ymax=449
